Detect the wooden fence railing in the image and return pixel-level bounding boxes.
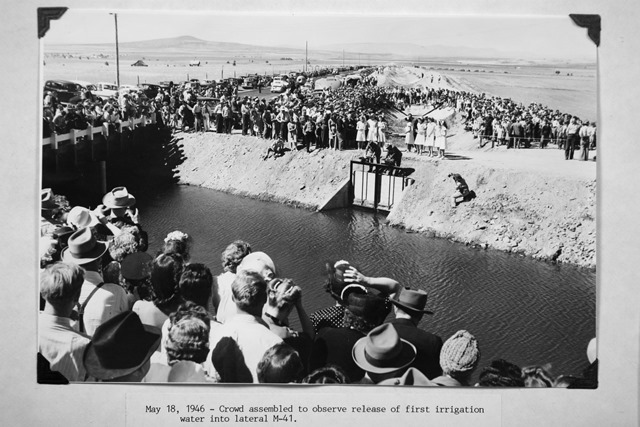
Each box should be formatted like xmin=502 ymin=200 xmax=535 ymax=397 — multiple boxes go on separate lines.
xmin=42 ymin=114 xmax=156 ymax=148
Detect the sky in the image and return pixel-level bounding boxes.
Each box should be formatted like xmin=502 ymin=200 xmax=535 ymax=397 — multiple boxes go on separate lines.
xmin=44 ymin=9 xmax=596 ymax=60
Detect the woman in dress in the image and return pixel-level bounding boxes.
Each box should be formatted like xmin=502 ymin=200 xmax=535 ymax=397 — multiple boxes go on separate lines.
xmin=366 ymin=115 xmax=378 ymax=145
xmin=287 ymin=120 xmax=297 ymax=150
xmin=426 ymin=117 xmax=437 ymax=157
xmin=404 ymin=117 xmax=415 ymax=153
xmin=356 ymin=116 xmax=367 ymax=150
xmin=328 ymin=116 xmax=338 ymax=150
xmin=435 ymin=120 xmax=448 ymax=159
xmin=415 ymin=117 xmax=427 ymax=155
xmin=376 ymin=115 xmax=387 ymax=146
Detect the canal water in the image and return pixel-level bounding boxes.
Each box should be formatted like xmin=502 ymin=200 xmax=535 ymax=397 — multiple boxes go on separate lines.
xmin=135 ymin=184 xmax=595 ymax=382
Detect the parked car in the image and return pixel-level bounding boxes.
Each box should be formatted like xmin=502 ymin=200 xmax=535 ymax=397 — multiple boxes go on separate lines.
xmin=70 ymin=80 xmax=97 ymax=92
xmin=44 ymin=79 xmax=81 ymax=104
xmin=242 ymin=76 xmax=257 ymax=89
xmin=314 ymin=76 xmax=341 ymax=92
xmin=94 ymin=82 xmax=119 ymax=99
xmin=138 ymin=83 xmax=161 ymax=99
xmin=270 ymin=75 xmax=290 ymax=93
xmin=119 ymin=84 xmax=141 ymax=96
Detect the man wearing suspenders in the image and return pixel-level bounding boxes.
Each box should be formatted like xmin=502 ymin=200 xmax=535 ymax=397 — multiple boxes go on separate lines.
xmin=61 ymin=227 xmax=129 ymax=336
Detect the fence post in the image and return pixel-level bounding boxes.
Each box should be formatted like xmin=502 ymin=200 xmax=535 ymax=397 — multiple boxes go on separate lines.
xmin=99 ymin=160 xmax=107 ymax=195
xmin=70 ymin=129 xmax=78 ymax=166
xmin=118 ymin=120 xmax=125 ymax=153
xmin=52 ymin=132 xmax=60 ymax=173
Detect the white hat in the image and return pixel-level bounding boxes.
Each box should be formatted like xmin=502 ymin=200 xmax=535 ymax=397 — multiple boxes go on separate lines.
xmin=67 ymin=206 xmax=99 ymax=229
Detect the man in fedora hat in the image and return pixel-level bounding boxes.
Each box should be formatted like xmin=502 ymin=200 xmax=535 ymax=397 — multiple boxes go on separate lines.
xmin=386 ymin=287 xmax=443 ymax=379
xmin=352 ymin=323 xmax=417 ymax=384
xmin=83 ymin=311 xmax=160 ymax=382
xmin=61 ymin=227 xmax=129 ymax=336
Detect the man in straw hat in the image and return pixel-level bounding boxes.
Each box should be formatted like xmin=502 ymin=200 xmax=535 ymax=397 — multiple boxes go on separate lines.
xmin=61 ymin=227 xmax=129 ymax=336
xmin=352 ymin=323 xmax=417 ymax=384
xmin=386 ymin=287 xmax=443 ymax=379
xmin=101 ymin=186 xmax=139 ymax=227
xmin=431 ymin=330 xmax=480 ymax=386
xmin=83 ymin=311 xmax=160 ymax=382
xmin=41 ymin=188 xmax=65 ymax=224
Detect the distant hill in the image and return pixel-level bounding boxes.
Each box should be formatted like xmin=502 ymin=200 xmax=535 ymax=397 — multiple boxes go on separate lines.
xmin=48 ymin=36 xmax=593 ymax=62
xmin=59 ymin=35 xmax=303 ymax=54
xmin=317 ymin=42 xmax=535 ymax=60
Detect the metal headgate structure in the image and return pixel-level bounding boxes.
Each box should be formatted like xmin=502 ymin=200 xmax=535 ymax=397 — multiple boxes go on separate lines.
xmin=350 ymin=160 xmax=413 ymax=212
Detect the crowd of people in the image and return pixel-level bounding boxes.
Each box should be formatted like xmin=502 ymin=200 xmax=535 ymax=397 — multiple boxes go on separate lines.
xmin=39 ymin=186 xmax=597 ymax=386
xmin=43 ymin=86 xmax=155 ymax=138
xmin=454 ymin=89 xmax=597 ymax=160
xmin=44 ymin=65 xmax=597 ymax=166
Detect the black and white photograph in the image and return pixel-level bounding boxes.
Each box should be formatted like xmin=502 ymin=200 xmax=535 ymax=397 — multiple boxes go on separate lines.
xmin=37 ymin=9 xmax=598 ymax=388
xmin=3 ymin=0 xmax=640 ymax=426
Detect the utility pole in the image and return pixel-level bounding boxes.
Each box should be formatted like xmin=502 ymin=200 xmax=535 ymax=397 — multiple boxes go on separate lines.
xmin=343 ymin=49 xmax=344 ymax=68
xmin=112 ymin=13 xmax=120 ymax=88
xmin=305 ymin=41 xmax=308 ymax=74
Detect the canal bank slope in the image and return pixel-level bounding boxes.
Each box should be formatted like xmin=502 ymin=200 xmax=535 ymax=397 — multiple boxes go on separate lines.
xmin=176 ymin=131 xmax=596 ymax=268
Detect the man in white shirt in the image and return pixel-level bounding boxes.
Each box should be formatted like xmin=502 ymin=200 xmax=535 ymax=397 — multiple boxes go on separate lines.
xmin=207 ymin=270 xmax=282 ymax=382
xmin=61 ymin=227 xmax=129 ymax=336
xmin=39 ymin=262 xmax=91 ymax=382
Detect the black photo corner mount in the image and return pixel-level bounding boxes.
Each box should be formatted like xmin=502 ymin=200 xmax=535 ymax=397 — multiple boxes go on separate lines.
xmin=569 ymin=14 xmax=601 ymax=47
xmin=38 ymin=7 xmax=68 ymax=39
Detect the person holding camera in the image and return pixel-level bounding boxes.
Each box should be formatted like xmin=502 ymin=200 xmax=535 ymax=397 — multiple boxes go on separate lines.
xmin=449 ymin=173 xmax=470 ymax=208
xmin=383 ymin=143 xmax=403 ymax=174
xmin=364 ymin=140 xmax=381 ymax=168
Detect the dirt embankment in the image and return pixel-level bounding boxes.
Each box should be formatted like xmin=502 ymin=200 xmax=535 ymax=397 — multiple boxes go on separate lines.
xmin=176 ymin=127 xmax=596 ymax=269
xmin=175 ymin=133 xmax=350 ymax=209
xmin=387 ymin=159 xmax=595 ymax=268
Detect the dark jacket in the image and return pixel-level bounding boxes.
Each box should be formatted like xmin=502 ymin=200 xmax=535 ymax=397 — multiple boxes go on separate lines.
xmin=388 ymin=318 xmax=443 ymax=379
xmin=309 ymin=327 xmax=365 ymax=383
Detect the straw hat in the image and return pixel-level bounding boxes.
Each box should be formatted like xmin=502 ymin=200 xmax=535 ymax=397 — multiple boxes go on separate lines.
xmin=102 ymin=186 xmax=136 ymax=209
xmin=41 ymin=189 xmax=58 ymax=211
xmin=67 ymin=206 xmax=99 ymax=229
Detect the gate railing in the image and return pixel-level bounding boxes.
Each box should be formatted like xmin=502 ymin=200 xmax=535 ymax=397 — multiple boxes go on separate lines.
xmin=349 ymin=160 xmax=413 ymax=211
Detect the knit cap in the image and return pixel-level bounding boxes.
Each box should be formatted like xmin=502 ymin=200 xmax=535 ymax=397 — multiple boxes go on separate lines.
xmin=440 ymin=330 xmax=480 ymax=374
